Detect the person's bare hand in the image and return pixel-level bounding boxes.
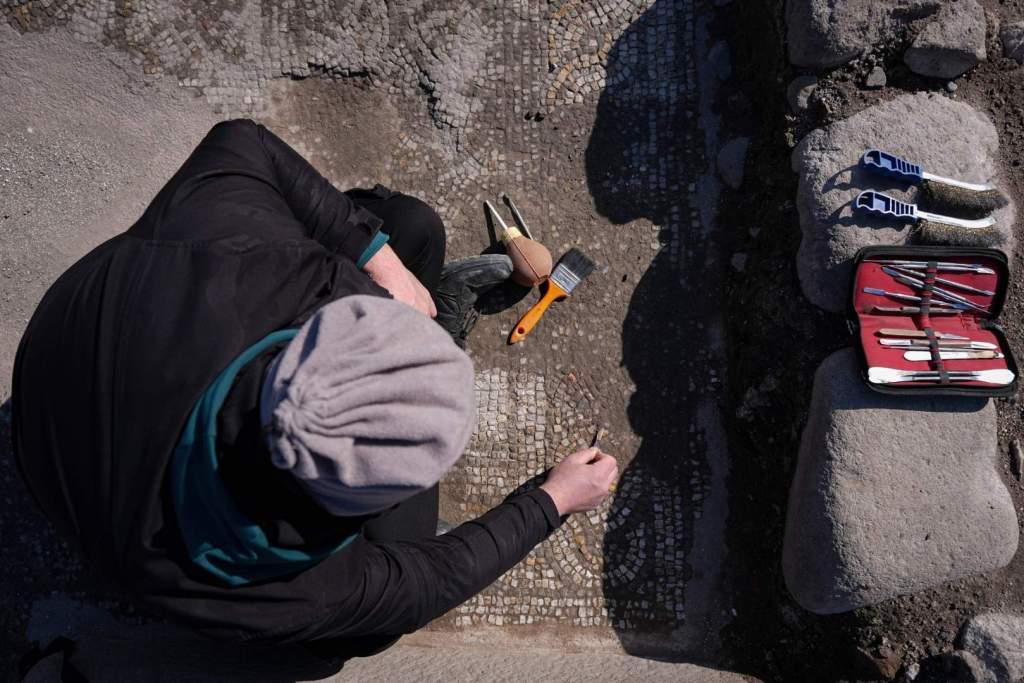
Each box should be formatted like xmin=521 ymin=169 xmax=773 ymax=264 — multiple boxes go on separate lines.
xmin=363 ymin=243 xmax=437 ymax=318
xmin=540 ymin=448 xmax=619 ymax=516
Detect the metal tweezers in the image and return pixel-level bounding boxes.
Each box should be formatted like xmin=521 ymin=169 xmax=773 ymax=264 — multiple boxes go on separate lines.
xmin=484 ymin=194 xmax=535 ymax=244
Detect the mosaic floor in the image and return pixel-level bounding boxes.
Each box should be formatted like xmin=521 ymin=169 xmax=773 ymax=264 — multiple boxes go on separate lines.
xmin=4 ymin=0 xmax=730 ymax=653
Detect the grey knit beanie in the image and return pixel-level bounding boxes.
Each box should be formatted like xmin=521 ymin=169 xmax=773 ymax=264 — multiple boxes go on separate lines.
xmin=259 ymin=295 xmax=475 ymax=516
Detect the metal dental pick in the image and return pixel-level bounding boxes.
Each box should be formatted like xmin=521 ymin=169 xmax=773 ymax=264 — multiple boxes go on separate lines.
xmin=879 ymin=267 xmax=990 ymax=314
xmin=864 ymin=259 xmax=995 ymax=275
xmin=885 ymin=266 xmax=995 ymax=297
xmin=862 ymin=287 xmax=967 ymax=309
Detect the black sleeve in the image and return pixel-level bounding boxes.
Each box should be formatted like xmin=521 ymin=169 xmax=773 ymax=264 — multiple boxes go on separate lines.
xmin=309 ymin=489 xmax=563 ymax=640
xmin=137 ymin=119 xmax=381 ymax=262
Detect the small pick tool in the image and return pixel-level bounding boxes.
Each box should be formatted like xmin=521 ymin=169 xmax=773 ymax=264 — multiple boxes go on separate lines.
xmin=860 ymin=149 xmax=1008 ymax=218
xmin=854 ymin=190 xmax=1002 ymax=247
xmin=509 ymin=248 xmax=595 ymax=344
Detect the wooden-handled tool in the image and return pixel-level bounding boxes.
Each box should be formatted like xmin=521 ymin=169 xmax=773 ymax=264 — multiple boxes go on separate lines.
xmin=878 ymin=328 xmax=970 ymax=341
xmin=509 ymin=248 xmax=594 ymax=344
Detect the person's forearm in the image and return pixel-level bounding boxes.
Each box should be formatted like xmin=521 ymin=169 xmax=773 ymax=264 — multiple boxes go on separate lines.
xmin=399 ymin=488 xmax=563 ymax=628
xmin=310 ymin=488 xmax=563 ymax=640
xmin=360 ymin=243 xmax=437 ymax=317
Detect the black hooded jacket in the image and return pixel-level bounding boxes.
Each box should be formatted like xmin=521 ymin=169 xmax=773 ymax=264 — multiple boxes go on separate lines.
xmin=11 ymin=119 xmax=561 ymax=644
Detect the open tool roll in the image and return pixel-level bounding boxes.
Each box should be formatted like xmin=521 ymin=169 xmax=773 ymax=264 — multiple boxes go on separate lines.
xmin=850 ymin=246 xmax=1018 ymax=396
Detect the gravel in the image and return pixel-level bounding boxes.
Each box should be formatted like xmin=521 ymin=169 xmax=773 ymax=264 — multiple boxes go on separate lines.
xmin=0 ymin=24 xmax=218 ymax=399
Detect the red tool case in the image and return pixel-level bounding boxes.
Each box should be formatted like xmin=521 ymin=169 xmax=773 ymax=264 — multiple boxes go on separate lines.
xmin=850 ymin=246 xmax=1018 ymax=396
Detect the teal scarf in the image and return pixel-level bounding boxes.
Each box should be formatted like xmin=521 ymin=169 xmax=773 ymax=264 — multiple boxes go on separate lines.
xmin=170 ymin=329 xmax=357 ymax=586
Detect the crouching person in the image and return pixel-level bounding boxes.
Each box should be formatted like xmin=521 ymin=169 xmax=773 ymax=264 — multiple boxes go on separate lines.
xmin=10 ymin=119 xmax=617 ymax=660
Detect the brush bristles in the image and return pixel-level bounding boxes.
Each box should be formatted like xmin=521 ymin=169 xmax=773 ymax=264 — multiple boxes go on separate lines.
xmin=912 ymin=220 xmax=1006 ymax=248
xmin=919 ymin=179 xmax=1009 ymax=219
xmin=550 ymin=248 xmax=595 ymax=293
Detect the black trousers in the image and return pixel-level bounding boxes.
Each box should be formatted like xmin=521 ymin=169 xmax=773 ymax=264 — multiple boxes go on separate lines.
xmin=345 ymin=185 xmax=446 ymax=296
xmin=304 ymin=187 xmax=446 ymax=662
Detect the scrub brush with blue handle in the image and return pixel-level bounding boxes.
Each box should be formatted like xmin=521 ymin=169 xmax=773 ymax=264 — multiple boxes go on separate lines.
xmin=854 ymin=190 xmax=1004 ymax=248
xmin=860 ymin=149 xmax=1008 ymax=218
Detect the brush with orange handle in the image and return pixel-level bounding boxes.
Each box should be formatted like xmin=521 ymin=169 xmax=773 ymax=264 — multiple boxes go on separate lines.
xmin=508 ymin=248 xmax=595 ymax=344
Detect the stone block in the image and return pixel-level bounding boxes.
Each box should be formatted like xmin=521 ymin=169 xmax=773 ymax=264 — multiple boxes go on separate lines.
xmin=783 ymin=348 xmax=1019 ymax=614
xmin=1000 ymin=21 xmax=1024 ymax=64
xmin=959 ymin=613 xmax=1024 ymax=683
xmin=787 ymin=75 xmax=818 ymax=113
xmin=904 ymin=0 xmax=986 ymax=79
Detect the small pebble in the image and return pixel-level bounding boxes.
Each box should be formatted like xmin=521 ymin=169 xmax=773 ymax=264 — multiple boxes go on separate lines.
xmin=1010 ymin=439 xmax=1023 ymax=481
xmin=865 ymin=66 xmax=886 ymax=89
xmin=946 ymin=81 xmax=958 ymax=93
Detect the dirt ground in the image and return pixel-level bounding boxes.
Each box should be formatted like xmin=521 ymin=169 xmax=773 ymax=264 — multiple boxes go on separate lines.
xmin=717 ymin=2 xmax=1024 ymax=681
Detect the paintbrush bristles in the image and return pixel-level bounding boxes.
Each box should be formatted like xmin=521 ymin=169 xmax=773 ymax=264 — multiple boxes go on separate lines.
xmin=919 ymin=179 xmax=1009 ymax=219
xmin=550 ymin=248 xmax=595 ymax=293
xmin=558 ymin=247 xmax=595 ymax=277
xmin=912 ymin=220 xmax=1006 ymax=248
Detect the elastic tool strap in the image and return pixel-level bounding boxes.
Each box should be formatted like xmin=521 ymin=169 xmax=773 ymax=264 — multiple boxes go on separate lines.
xmin=922 ymin=262 xmax=949 ymax=384
xmin=922 ymin=327 xmax=949 ymax=384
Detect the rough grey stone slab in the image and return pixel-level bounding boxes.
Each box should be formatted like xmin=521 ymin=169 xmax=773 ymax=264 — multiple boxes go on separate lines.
xmin=717 ymin=137 xmax=750 ymax=190
xmin=958 ymin=613 xmax=1024 ymax=683
xmin=792 ymin=92 xmax=1015 ymax=313
xmin=904 ymin=0 xmax=986 ymax=79
xmin=785 ymin=0 xmax=941 ymax=70
xmin=339 ymin=644 xmax=759 ymax=683
xmin=783 ymin=348 xmax=1019 ymax=615
xmin=1001 ymin=21 xmax=1024 ymax=64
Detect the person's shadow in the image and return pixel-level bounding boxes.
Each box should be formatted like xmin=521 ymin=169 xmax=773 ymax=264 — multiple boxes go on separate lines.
xmin=586 ymin=0 xmax=730 ymax=664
